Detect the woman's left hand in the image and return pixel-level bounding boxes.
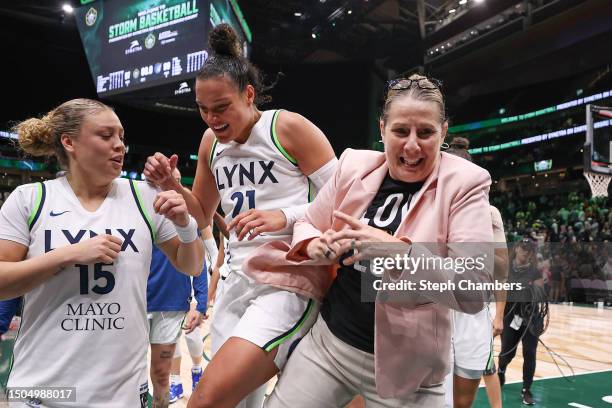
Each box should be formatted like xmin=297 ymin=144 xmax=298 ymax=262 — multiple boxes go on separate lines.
xmin=329 ymin=211 xmax=404 ymax=266
xmin=228 ymin=209 xmax=287 ymax=241
xmin=154 ymin=190 xmax=189 ymax=227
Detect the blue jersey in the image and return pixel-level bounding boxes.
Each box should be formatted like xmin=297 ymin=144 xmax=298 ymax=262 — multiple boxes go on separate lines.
xmin=0 ymin=297 xmax=20 ymax=335
xmin=147 ymin=246 xmax=208 ymax=313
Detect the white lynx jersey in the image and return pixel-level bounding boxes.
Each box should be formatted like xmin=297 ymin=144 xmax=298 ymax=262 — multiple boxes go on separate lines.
xmin=209 ymin=110 xmax=313 ymax=274
xmin=0 ymin=176 xmax=176 ymax=407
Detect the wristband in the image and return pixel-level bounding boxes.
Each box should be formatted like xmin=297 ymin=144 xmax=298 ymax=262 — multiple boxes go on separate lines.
xmin=175 ymin=216 xmax=199 ymax=243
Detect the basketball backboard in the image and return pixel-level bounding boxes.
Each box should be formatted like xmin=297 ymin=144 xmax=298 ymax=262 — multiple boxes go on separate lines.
xmin=584 ymin=104 xmax=612 ymax=175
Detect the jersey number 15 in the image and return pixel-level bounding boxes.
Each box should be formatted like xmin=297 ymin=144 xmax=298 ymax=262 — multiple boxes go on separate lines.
xmin=76 ymin=263 xmax=115 ymax=295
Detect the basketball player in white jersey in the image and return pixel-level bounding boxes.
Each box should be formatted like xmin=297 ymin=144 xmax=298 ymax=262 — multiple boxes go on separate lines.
xmin=0 ymin=99 xmax=204 ymax=408
xmin=144 ymin=24 xmax=337 ymax=408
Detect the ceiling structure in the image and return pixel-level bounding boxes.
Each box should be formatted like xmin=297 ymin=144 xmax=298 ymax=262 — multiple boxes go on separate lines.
xmin=1 ymin=1 xmax=610 ymax=131
xmin=238 ymin=0 xmax=476 ymax=75
xmin=0 ymin=0 xmax=470 ymax=77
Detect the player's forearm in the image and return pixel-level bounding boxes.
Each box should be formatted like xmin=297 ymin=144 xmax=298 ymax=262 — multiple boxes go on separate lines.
xmin=179 ymin=185 xmax=209 ymax=229
xmin=174 ymin=239 xmax=204 ymax=276
xmin=494 ymin=298 xmax=506 ymax=321
xmin=213 ymin=212 xmax=229 ymax=239
xmin=0 ymin=247 xmax=74 ymax=299
xmin=208 ymin=268 xmax=220 ymax=302
xmin=159 ymin=180 xmax=209 ymax=229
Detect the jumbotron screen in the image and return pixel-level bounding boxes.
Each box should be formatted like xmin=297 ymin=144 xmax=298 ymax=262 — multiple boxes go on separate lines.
xmin=75 ymin=0 xmax=251 ymax=97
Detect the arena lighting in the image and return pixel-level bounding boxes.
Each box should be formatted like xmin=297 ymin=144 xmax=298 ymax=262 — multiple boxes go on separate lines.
xmin=469 ymin=120 xmax=612 ymax=155
xmin=311 ymin=33 xmax=317 ymax=39
xmin=294 ymin=12 xmax=302 ymax=17
xmin=189 ymin=93 xmax=610 ymax=162
xmin=450 ymin=89 xmax=612 ymax=133
xmin=62 ymin=4 xmax=74 ymax=13
xmin=0 ymin=158 xmax=47 ymax=171
xmin=474 ymin=0 xmax=485 ymax=3
xmin=0 ymin=131 xmax=18 ymax=140
xmin=459 ymin=0 xmax=467 ymax=4
xmin=449 ymin=9 xmax=456 ymax=14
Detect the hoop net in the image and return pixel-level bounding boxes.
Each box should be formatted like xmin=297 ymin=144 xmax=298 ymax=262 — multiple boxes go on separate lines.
xmin=584 ymin=171 xmax=611 ymax=197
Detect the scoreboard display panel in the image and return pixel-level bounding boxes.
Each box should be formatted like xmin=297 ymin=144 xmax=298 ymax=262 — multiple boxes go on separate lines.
xmin=75 ymin=0 xmax=250 ymax=97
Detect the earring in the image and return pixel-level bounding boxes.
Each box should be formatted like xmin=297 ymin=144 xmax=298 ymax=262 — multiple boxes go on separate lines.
xmin=441 ymin=142 xmax=449 ymax=150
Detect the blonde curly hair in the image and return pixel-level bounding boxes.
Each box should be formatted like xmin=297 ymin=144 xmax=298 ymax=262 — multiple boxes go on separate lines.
xmin=13 ymin=98 xmax=112 ymax=168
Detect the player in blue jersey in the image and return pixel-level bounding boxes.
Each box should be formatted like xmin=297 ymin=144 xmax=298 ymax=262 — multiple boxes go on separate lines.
xmin=148 ymin=168 xmax=209 ymax=406
xmin=0 ymin=298 xmax=20 ymax=340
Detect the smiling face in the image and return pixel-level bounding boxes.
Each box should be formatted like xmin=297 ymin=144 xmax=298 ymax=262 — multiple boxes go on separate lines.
xmin=61 ymin=109 xmax=125 ymax=184
xmin=195 ymin=75 xmax=256 ymax=144
xmin=380 ymin=95 xmax=447 ymax=183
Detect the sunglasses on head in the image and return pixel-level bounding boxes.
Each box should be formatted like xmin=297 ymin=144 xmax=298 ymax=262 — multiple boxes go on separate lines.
xmin=387 ymin=77 xmax=443 ymax=92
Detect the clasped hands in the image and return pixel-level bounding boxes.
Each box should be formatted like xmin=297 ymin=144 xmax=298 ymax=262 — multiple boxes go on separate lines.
xmin=305 ymin=211 xmax=405 ymax=266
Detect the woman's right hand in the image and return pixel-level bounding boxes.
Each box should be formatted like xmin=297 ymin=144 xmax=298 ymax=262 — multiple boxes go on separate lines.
xmin=65 ymin=234 xmax=123 ymax=265
xmin=305 ymin=229 xmax=345 ymax=263
xmin=144 ymin=152 xmax=180 ymax=191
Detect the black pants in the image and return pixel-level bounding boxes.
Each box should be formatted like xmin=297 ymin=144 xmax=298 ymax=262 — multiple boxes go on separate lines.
xmin=498 ymin=307 xmax=539 ymax=390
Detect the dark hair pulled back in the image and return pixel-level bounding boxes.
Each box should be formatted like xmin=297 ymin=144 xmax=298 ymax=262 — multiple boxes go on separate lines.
xmin=197 ymin=24 xmax=271 ymax=105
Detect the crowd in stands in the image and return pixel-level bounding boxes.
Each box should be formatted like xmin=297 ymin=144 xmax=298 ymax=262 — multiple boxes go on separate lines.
xmin=492 ymin=190 xmax=612 ymax=303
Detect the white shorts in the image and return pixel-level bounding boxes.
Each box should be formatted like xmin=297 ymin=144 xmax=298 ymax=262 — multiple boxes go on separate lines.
xmin=148 ymin=311 xmax=185 ymax=345
xmin=211 ymin=271 xmax=318 ymax=370
xmin=452 ymin=306 xmax=493 ymax=372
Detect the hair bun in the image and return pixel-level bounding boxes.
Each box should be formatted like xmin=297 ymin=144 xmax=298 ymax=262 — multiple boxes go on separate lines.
xmin=15 ymin=115 xmax=56 ymax=157
xmin=449 ymin=136 xmax=469 ymax=150
xmin=209 ymin=23 xmax=241 ymax=58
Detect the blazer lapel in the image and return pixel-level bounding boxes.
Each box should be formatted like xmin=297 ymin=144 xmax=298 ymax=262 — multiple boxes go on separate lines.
xmin=333 ymin=159 xmax=389 ymax=228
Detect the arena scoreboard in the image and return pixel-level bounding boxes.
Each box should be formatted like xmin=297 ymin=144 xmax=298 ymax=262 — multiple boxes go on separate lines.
xmin=75 ymin=0 xmax=250 ymax=97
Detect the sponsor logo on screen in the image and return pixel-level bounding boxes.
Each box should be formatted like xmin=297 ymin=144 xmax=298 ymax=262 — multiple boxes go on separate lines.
xmin=85 ymin=7 xmax=97 ymax=26
xmin=145 ymin=33 xmax=156 ymax=49
xmin=174 ymin=82 xmax=191 ymax=95
xmin=125 ymin=40 xmax=143 ymax=55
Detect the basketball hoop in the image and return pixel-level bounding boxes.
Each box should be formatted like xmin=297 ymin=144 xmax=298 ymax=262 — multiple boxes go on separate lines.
xmin=584 ymin=171 xmax=611 ymax=198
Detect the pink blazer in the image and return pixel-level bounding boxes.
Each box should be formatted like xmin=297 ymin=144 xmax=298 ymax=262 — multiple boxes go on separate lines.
xmin=244 ymin=149 xmax=494 ymax=398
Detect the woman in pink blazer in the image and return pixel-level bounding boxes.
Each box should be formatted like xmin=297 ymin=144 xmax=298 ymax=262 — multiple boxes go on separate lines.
xmin=244 ymin=75 xmax=494 ymax=407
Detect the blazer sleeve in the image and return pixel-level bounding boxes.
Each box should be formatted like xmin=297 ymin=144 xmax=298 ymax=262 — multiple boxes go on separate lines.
xmin=393 ymin=167 xmax=495 ymax=313
xmin=287 ymin=149 xmax=350 ymax=261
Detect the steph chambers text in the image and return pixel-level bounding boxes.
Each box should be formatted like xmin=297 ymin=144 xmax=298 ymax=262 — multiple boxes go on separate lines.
xmin=372 ymin=280 xmax=522 ymax=292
